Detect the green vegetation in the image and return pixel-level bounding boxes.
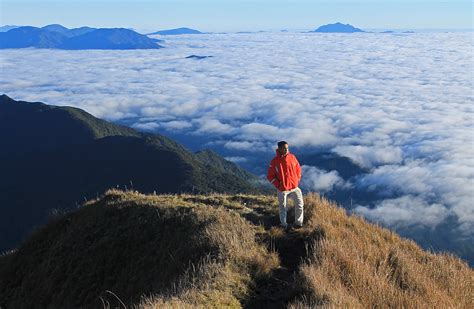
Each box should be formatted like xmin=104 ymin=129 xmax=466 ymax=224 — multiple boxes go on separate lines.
xmin=194 ymin=149 xmax=260 ymax=184
xmin=0 ymin=94 xmax=263 ymax=254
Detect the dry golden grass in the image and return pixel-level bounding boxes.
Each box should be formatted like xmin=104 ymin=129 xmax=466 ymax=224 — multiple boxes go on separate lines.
xmin=289 ymin=193 xmax=474 ymax=308
xmin=132 ymin=190 xmax=473 ymax=308
xmin=95 ymin=190 xmax=281 ymax=308
xmin=0 ymin=189 xmax=279 ymax=308
xmin=1 ymin=189 xmax=472 ymax=308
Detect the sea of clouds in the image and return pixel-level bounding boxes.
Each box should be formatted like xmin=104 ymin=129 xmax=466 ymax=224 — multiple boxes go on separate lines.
xmin=1 ymin=31 xmax=472 ymax=239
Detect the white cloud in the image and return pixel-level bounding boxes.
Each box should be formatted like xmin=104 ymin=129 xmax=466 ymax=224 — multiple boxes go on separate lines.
xmin=193 ymin=117 xmax=234 ymax=135
xmin=354 ymin=159 xmax=474 ymax=237
xmin=160 ymin=120 xmax=193 ymax=130
xmin=300 ymin=165 xmax=350 ymax=192
xmin=333 ymin=145 xmax=403 ymax=169
xmin=141 ymin=106 xmax=168 ymax=117
xmin=223 ymin=140 xmax=267 ymax=152
xmin=224 ymin=156 xmax=248 ymax=163
xmin=239 ymin=123 xmax=280 ymax=140
xmin=132 ymin=122 xmax=160 ymax=131
xmin=1 ymin=32 xmax=472 ymax=241
xmin=355 ymin=161 xmax=433 ymax=196
xmin=354 ymin=195 xmax=450 ymax=229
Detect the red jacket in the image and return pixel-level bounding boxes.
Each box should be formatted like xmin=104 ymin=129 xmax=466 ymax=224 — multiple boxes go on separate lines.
xmin=267 ymin=149 xmax=302 ymax=191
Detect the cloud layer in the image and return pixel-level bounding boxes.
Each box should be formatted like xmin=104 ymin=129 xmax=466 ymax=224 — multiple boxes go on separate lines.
xmin=301 ymin=165 xmax=349 ymax=192
xmin=1 ymin=32 xmax=472 ymax=238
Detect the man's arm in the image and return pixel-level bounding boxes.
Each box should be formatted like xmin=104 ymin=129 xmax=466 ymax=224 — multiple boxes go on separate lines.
xmin=295 ymin=156 xmax=302 ymax=182
xmin=267 ymin=160 xmax=280 ymax=189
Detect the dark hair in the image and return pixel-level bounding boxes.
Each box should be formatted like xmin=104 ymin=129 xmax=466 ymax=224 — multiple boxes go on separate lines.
xmin=277 ymin=141 xmax=288 ymax=148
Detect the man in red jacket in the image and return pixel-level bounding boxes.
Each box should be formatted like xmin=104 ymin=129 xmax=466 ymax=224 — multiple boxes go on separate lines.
xmin=267 ymin=141 xmax=304 ymax=230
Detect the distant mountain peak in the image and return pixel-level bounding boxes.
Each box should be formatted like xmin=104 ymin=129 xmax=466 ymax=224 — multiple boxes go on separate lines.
xmin=0 ymin=25 xmax=20 ymax=32
xmin=0 ymin=94 xmax=14 ymax=102
xmin=174 ymin=27 xmax=197 ymax=31
xmin=42 ymin=24 xmax=69 ymax=31
xmin=312 ymin=22 xmax=365 ymax=33
xmin=147 ymin=27 xmax=202 ymax=35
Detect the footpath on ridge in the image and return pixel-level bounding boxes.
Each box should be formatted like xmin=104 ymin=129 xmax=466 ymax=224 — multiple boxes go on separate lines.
xmin=227 ymin=196 xmax=323 ymax=309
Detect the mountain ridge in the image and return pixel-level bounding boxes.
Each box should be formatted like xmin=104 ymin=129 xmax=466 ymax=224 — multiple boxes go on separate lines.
xmin=0 ymin=26 xmax=162 ymax=49
xmin=0 ymin=94 xmax=263 ymax=254
xmin=1 ymin=189 xmax=471 ymax=307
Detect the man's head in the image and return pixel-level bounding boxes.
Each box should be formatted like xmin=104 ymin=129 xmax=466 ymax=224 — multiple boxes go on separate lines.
xmin=277 ymin=141 xmax=289 ymax=155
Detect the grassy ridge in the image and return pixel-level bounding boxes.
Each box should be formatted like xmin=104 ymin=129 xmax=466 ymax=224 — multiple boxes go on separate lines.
xmin=0 ymin=190 xmax=278 ymax=308
xmin=290 ymin=194 xmax=474 ymax=308
xmin=0 ymin=190 xmax=472 ymax=308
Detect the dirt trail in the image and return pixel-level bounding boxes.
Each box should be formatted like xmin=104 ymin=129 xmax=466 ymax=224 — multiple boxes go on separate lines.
xmin=242 ymin=206 xmax=320 ymax=309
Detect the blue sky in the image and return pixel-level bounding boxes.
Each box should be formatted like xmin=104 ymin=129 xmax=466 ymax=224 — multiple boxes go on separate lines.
xmin=1 ymin=0 xmax=472 ymax=31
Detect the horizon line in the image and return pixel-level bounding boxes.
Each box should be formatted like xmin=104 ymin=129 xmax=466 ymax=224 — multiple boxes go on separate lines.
xmin=1 ymin=24 xmax=473 ymax=32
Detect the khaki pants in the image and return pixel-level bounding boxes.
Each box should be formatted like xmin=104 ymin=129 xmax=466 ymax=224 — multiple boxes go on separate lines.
xmin=277 ymin=187 xmax=304 ymax=227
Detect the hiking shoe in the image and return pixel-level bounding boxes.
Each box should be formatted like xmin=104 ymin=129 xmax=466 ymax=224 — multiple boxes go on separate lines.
xmin=293 ymin=224 xmax=303 ymax=230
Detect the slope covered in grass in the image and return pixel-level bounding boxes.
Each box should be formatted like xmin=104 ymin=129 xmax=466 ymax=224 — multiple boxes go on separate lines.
xmin=0 ymin=189 xmax=472 ymax=308
xmin=0 ymin=189 xmax=278 ymax=308
xmin=289 ymin=194 xmax=474 ymax=308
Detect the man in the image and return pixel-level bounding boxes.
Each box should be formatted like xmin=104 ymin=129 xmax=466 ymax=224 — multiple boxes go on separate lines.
xmin=267 ymin=141 xmax=304 ymax=230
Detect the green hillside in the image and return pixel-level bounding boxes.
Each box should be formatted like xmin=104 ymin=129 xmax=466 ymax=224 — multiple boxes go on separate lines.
xmin=195 ymin=149 xmax=261 ymax=184
xmin=0 ymin=94 xmax=263 ymax=254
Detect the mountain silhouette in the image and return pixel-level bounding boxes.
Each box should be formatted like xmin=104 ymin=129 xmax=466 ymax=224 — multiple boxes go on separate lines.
xmin=147 ymin=27 xmax=202 ymax=35
xmin=0 ymin=26 xmax=66 ymax=48
xmin=0 ymin=25 xmax=19 ymax=32
xmin=0 ymin=25 xmax=162 ymax=49
xmin=312 ymin=22 xmax=365 ymax=33
xmin=59 ymin=28 xmax=162 ymax=50
xmin=41 ymin=24 xmax=69 ymax=35
xmin=186 ymin=55 xmax=213 ymax=60
xmin=0 ymin=94 xmax=262 ymax=253
xmin=42 ymin=24 xmax=96 ymax=37
xmin=66 ymin=26 xmax=97 ymax=37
